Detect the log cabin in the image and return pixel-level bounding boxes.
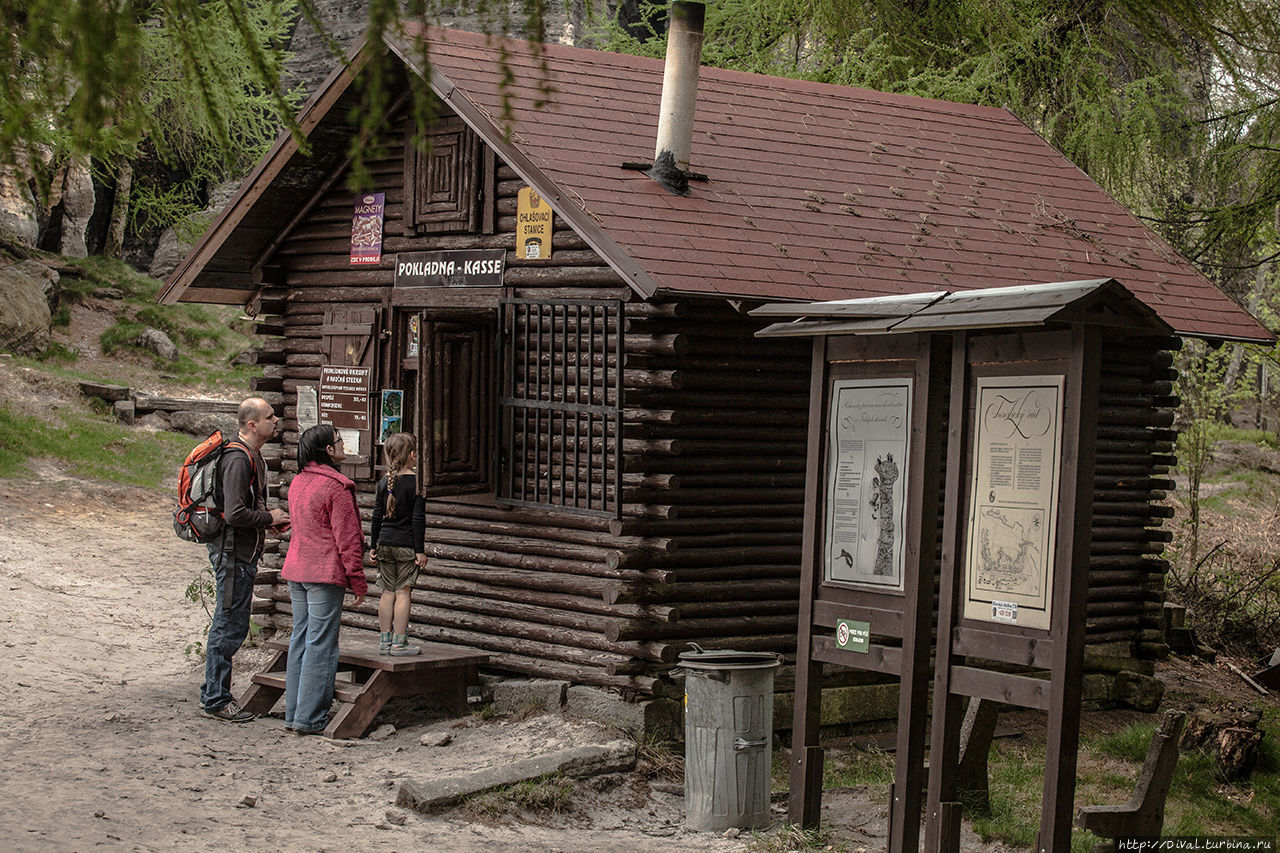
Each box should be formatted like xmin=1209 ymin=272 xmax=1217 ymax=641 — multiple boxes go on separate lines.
xmin=161 ymin=11 xmax=1269 ymax=706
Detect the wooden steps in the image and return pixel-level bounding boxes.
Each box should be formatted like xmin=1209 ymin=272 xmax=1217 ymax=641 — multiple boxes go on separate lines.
xmin=239 ymin=636 xmax=488 ymax=738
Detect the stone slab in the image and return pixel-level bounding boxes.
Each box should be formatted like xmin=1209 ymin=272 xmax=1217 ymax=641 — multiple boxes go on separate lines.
xmin=566 ymin=685 xmax=679 ymax=739
xmin=491 ymin=678 xmax=568 ymax=712
xmin=396 ymin=739 xmax=636 ymax=813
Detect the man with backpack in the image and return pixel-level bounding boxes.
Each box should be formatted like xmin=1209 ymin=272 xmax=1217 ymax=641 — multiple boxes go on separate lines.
xmin=199 ymin=396 xmax=289 ymax=723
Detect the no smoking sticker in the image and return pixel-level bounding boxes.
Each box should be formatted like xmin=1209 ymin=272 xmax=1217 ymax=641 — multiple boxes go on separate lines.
xmin=836 ymin=619 xmax=870 ymax=653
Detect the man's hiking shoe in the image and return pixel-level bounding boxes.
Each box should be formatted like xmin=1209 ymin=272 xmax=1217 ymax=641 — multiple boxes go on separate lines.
xmin=201 ymin=701 xmax=256 ymax=723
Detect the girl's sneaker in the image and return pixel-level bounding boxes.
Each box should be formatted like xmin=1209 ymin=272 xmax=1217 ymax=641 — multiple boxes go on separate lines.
xmin=379 ymin=631 xmax=392 ymax=654
xmin=389 ymin=634 xmax=420 ymax=656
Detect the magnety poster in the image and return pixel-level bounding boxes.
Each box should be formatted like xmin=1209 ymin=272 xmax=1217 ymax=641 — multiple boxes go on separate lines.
xmin=963 ymin=375 xmax=1065 ymax=631
xmin=349 ymin=193 xmax=385 ymax=265
xmin=824 ymin=378 xmax=911 ymax=590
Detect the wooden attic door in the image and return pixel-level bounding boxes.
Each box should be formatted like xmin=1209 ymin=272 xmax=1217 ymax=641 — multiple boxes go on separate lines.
xmin=418 ymin=315 xmax=495 ymax=495
xmin=405 ymin=114 xmax=483 ymax=235
xmin=321 ymin=305 xmax=379 ymax=480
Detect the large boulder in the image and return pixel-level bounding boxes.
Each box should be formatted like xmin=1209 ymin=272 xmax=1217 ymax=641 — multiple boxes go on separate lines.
xmin=0 ymin=260 xmax=59 ymax=355
xmin=136 ymin=327 xmax=178 ymax=361
xmin=168 ymin=410 xmax=238 ymax=437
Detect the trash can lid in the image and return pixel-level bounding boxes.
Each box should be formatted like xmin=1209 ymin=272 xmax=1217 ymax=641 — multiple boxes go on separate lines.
xmin=677 ymin=645 xmax=781 ymax=671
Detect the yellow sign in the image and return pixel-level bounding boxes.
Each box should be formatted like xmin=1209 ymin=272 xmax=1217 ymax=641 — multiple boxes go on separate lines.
xmin=517 ymin=186 xmax=553 ymax=260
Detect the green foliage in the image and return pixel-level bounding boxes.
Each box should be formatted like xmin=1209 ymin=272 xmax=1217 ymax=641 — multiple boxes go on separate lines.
xmin=60 ymin=254 xmax=256 ymax=375
xmin=1165 ymin=744 xmax=1280 ymax=834
xmin=1174 ymin=338 xmax=1251 ymax=566
xmin=99 ymin=319 xmax=151 ymax=357
xmin=821 ymin=744 xmax=896 ymax=789
xmin=1 ymin=1 xmax=555 ymax=227
xmin=0 ymin=400 xmax=192 ymax=486
xmin=34 ymin=341 xmax=78 ymax=364
xmin=1090 ymin=720 xmax=1158 ymax=764
xmin=2 ymin=0 xmax=302 ymax=213
xmin=970 ymin=741 xmax=1048 ymax=848
xmin=958 ymin=717 xmax=1280 ymax=846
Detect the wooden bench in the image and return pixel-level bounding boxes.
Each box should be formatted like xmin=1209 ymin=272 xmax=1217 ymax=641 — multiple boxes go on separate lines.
xmin=1075 ymin=709 xmax=1186 ymax=848
xmin=239 ymin=636 xmax=488 ymax=739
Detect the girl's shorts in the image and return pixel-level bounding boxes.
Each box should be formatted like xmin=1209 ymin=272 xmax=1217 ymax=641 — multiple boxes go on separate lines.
xmin=377 ymin=545 xmax=419 ymax=591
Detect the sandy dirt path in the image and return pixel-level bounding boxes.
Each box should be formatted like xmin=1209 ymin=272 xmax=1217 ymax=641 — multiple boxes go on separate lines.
xmin=0 ymin=474 xmax=1027 ymax=852
xmin=0 ymin=477 xmax=755 ymax=852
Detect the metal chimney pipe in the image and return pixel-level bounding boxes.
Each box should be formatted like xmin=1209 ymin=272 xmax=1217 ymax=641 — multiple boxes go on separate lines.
xmin=648 ymin=1 xmax=705 ymax=196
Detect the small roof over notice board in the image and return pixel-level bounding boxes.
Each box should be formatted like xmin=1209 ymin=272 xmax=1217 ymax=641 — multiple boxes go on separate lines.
xmin=751 ymin=278 xmax=1173 ymax=338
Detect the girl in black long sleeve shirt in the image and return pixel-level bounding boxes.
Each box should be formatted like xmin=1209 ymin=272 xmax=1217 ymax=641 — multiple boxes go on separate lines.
xmin=370 ymin=433 xmax=426 ymax=655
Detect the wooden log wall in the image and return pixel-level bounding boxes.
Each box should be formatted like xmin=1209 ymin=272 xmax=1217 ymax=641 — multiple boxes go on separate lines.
xmin=243 ymin=102 xmax=1179 ymax=699
xmin=1087 ymin=336 xmax=1179 ymax=655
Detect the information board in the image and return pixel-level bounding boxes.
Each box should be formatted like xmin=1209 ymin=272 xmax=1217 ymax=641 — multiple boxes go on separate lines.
xmin=319 ymin=365 xmax=372 ymax=431
xmin=963 ymin=375 xmax=1064 ymax=630
xmin=824 ymin=378 xmax=911 ymax=590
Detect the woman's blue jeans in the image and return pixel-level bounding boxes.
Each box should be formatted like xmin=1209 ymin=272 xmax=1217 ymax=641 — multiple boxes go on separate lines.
xmin=285 ymin=581 xmax=345 ymax=732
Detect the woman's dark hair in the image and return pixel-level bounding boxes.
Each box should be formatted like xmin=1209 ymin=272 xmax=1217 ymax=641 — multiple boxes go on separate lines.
xmin=297 ymin=424 xmax=340 ymax=471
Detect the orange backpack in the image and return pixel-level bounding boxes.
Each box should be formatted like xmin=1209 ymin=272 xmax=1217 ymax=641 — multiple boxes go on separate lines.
xmin=172 ymin=430 xmax=256 ymax=543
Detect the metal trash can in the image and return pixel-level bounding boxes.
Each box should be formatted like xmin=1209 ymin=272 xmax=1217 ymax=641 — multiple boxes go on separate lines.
xmin=678 ymin=645 xmax=781 ymax=832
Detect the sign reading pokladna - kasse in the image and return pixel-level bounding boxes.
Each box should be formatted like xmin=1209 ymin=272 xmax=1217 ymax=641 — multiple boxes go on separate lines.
xmin=963 ymin=375 xmax=1064 ymax=631
xmin=394 ymin=249 xmax=505 ymax=287
xmin=824 ymin=378 xmax=911 ymax=591
xmin=319 ymin=365 xmax=372 ymax=431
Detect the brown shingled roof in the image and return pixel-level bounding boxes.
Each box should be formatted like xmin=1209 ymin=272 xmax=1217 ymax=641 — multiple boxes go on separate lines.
xmin=166 ymin=24 xmax=1270 ymax=342
xmin=398 ymin=25 xmax=1266 ymax=341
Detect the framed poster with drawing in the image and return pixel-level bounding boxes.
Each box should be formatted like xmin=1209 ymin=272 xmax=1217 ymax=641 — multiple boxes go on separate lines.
xmin=963 ymin=375 xmax=1064 ymax=631
xmin=823 ymin=378 xmax=912 ymax=591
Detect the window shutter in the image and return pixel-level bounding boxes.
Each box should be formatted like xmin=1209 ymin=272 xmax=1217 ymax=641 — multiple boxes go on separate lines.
xmin=405 ymin=116 xmax=483 ymax=235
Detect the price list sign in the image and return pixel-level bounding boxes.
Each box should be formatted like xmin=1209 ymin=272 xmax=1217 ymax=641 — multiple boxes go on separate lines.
xmin=319 ymin=365 xmax=372 ymax=430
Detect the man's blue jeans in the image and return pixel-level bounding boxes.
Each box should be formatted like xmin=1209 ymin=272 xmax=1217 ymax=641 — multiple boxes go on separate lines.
xmin=285 ymin=581 xmax=345 ymax=732
xmin=200 ymin=545 xmax=257 ymax=711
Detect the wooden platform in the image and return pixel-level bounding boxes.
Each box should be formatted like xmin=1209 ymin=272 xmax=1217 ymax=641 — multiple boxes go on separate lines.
xmin=239 ymin=636 xmax=488 ymax=739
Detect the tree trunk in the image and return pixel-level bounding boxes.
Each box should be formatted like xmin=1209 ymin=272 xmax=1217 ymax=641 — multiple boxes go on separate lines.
xmin=1180 ymin=704 xmax=1264 ymax=781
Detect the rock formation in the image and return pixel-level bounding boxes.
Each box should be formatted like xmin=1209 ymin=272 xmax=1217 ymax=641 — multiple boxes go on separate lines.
xmin=0 ymin=259 xmax=59 ymax=355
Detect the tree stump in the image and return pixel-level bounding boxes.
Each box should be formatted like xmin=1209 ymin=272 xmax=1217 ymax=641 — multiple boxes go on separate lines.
xmin=1179 ymin=703 xmax=1264 ymax=781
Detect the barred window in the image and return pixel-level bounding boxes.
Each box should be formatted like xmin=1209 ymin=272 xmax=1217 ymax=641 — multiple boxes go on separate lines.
xmin=498 ymin=298 xmax=623 ymax=517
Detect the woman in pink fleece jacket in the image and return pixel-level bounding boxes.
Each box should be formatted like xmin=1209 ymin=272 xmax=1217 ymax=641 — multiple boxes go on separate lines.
xmin=281 ymin=424 xmax=368 ymax=734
